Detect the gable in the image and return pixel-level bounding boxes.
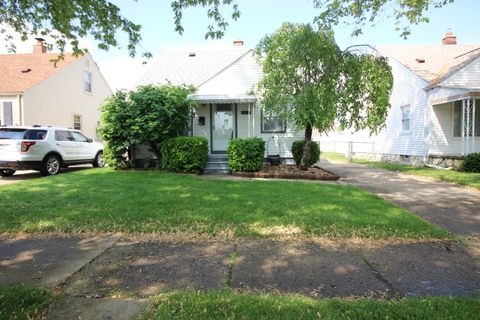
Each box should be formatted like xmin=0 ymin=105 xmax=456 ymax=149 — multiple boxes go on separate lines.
xmin=439 ymin=55 xmax=480 ymax=89
xmin=195 ymin=50 xmax=262 ymax=96
xmin=0 ymin=52 xmax=78 ymax=93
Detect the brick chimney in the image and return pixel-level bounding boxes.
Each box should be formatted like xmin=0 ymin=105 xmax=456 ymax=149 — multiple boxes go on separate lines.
xmin=233 ymin=39 xmax=244 ymax=46
xmin=442 ymin=29 xmax=457 ymax=45
xmin=33 ymin=38 xmax=47 ymax=54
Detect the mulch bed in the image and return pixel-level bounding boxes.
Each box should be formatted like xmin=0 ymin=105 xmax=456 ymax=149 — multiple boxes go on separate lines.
xmin=232 ymin=164 xmax=340 ymax=181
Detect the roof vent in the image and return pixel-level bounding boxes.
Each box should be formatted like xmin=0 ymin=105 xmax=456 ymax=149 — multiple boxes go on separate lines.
xmin=189 ymin=52 xmax=196 ymax=57
xmin=233 ymin=39 xmax=244 ymax=46
xmin=442 ymin=29 xmax=457 ymax=45
xmin=21 ymin=68 xmax=32 ymax=73
xmin=416 ymin=58 xmax=425 ymax=63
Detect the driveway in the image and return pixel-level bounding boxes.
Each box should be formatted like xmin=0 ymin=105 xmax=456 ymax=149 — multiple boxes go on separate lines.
xmin=320 ymin=159 xmax=480 ymax=236
xmin=0 ymin=165 xmax=92 ymax=186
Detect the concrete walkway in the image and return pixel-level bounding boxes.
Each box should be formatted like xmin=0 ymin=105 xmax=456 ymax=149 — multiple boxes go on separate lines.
xmin=320 ymin=159 xmax=480 ymax=236
xmin=1 ymin=236 xmax=480 ymax=319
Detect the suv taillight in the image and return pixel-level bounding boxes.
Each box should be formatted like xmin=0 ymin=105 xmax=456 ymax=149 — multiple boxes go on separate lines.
xmin=21 ymin=141 xmax=36 ymax=152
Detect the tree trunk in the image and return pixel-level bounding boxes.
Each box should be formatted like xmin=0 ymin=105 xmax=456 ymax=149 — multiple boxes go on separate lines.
xmin=299 ymin=124 xmax=313 ymax=171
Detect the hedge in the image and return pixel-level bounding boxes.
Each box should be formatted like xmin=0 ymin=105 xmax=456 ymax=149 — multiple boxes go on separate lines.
xmin=292 ymin=140 xmax=320 ymax=167
xmin=161 ymin=136 xmax=208 ymax=173
xmin=227 ymin=138 xmax=266 ymax=172
xmin=463 ymin=153 xmax=480 ymax=173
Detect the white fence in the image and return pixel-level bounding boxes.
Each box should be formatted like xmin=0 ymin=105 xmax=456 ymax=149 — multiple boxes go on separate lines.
xmin=317 ymin=140 xmax=376 ymax=156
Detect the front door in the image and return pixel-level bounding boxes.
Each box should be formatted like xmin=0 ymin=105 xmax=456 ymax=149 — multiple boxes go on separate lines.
xmin=212 ymin=104 xmax=234 ymax=152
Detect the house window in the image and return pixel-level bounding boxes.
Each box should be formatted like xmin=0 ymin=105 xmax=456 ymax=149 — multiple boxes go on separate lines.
xmin=2 ymin=102 xmax=13 ymax=126
xmin=261 ymin=109 xmax=286 ymax=133
xmin=73 ymin=114 xmax=82 ymax=130
xmin=453 ymin=100 xmax=480 ymax=137
xmin=84 ymin=71 xmax=92 ymax=93
xmin=401 ymin=105 xmax=411 ymax=131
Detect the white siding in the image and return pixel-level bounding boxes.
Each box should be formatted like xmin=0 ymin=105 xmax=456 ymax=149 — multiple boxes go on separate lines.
xmin=196 ymin=51 xmax=262 ymax=96
xmin=316 ymin=55 xmax=429 ymax=157
xmin=192 ymin=104 xmax=211 ymax=148
xmin=0 ymin=95 xmax=21 ymax=125
xmin=236 ymin=103 xmax=301 ymax=158
xmin=23 ymin=54 xmax=112 ymax=139
xmin=441 ymin=56 xmax=480 ymax=90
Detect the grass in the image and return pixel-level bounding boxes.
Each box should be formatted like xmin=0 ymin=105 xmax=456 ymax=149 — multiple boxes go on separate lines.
xmin=142 ymin=291 xmax=480 ymax=320
xmin=0 ymin=285 xmax=54 ymax=320
xmin=0 ymin=169 xmax=449 ymax=238
xmin=323 ymin=152 xmax=480 ymax=190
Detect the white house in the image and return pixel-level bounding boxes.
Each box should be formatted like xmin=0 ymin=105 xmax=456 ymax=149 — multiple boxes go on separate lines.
xmin=316 ymin=31 xmax=480 ymax=167
xmin=0 ymin=38 xmax=112 ymax=140
xmin=136 ymin=41 xmax=303 ymax=160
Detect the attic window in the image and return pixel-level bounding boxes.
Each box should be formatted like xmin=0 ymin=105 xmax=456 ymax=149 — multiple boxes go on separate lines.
xmin=416 ymin=58 xmax=425 ymax=63
xmin=21 ymin=68 xmax=31 ymax=73
xmin=189 ymin=52 xmax=196 ymax=57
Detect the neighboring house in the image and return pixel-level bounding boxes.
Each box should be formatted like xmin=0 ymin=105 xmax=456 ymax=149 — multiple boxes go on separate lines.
xmin=136 ymin=41 xmax=303 ymax=158
xmin=0 ymin=38 xmax=112 ymax=139
xmin=316 ymin=31 xmax=480 ymax=167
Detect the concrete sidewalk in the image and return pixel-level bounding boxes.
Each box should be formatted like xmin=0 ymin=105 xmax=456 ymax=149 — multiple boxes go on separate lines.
xmin=320 ymin=159 xmax=480 ymax=236
xmin=1 ymin=236 xmax=479 ymax=319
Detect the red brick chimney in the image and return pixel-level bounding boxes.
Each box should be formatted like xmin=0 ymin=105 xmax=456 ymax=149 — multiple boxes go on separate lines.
xmin=233 ymin=39 xmax=244 ymax=46
xmin=33 ymin=38 xmax=47 ymax=54
xmin=442 ymin=29 xmax=457 ymax=45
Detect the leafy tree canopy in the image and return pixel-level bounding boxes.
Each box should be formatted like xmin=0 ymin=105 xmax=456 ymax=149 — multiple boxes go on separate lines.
xmin=313 ymin=0 xmax=455 ymax=39
xmin=99 ymin=84 xmax=195 ymax=168
xmin=255 ymin=23 xmax=393 ymax=169
xmin=1 ymin=1 xmax=454 ymax=59
xmin=0 ymin=0 xmax=239 ymax=59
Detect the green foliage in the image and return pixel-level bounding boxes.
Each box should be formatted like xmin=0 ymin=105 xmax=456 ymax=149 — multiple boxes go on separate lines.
xmin=227 ymin=138 xmax=265 ymax=172
xmin=463 ymin=153 xmax=480 ymax=173
xmin=99 ymin=85 xmax=194 ymax=168
xmin=255 ymin=23 xmax=392 ymax=169
xmin=161 ymin=136 xmax=208 ymax=173
xmin=292 ymin=140 xmax=320 ymax=167
xmin=314 ymin=0 xmax=455 ymax=39
xmin=0 ymin=285 xmax=54 ymax=320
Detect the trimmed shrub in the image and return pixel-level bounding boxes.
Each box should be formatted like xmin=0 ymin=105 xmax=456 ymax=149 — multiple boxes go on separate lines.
xmin=462 ymin=153 xmax=480 ymax=173
xmin=292 ymin=140 xmax=320 ymax=167
xmin=161 ymin=136 xmax=208 ymax=173
xmin=228 ymin=138 xmax=266 ymax=172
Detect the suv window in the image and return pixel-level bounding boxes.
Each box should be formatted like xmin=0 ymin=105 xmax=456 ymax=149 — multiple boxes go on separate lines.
xmin=0 ymin=128 xmax=26 ymax=139
xmin=70 ymin=131 xmax=89 ymax=142
xmin=23 ymin=129 xmax=47 ymax=140
xmin=55 ymin=130 xmax=73 ymax=142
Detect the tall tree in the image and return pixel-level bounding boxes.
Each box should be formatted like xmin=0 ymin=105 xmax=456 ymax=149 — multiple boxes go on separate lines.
xmin=255 ymin=23 xmax=393 ymax=170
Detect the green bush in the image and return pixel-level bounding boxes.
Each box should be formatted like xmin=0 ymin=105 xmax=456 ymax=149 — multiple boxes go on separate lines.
xmin=161 ymin=136 xmax=208 ymax=173
xmin=99 ymin=85 xmax=195 ymax=168
xmin=292 ymin=140 xmax=320 ymax=167
xmin=462 ymin=153 xmax=480 ymax=173
xmin=227 ymin=138 xmax=266 ymax=172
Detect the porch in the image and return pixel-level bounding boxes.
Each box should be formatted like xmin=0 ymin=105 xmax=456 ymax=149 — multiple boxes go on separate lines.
xmin=429 ymin=95 xmax=480 ymax=156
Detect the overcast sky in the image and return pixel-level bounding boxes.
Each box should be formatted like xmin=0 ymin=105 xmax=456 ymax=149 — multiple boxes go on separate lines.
xmin=1 ymin=0 xmax=479 ymax=91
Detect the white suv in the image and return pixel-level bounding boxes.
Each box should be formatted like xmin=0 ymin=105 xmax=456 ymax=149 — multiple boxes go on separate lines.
xmin=0 ymin=126 xmax=104 ymax=176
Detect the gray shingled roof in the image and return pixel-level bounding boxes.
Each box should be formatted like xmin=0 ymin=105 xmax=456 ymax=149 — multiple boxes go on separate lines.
xmin=136 ymin=46 xmax=250 ymax=87
xmin=377 ymin=44 xmax=480 ymax=84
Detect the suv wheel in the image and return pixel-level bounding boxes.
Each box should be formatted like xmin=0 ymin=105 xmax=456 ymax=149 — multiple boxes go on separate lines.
xmin=92 ymin=151 xmax=105 ymax=168
xmin=0 ymin=169 xmax=15 ymax=177
xmin=41 ymin=155 xmax=61 ymax=176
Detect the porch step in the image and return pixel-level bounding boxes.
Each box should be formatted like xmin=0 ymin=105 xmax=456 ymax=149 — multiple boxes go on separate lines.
xmin=204 ymin=154 xmax=229 ymax=174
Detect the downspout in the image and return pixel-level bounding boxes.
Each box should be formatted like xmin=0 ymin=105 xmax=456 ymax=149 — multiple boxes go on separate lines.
xmin=423 ymin=89 xmax=432 ymax=164
xmin=17 ymin=94 xmax=23 ymax=125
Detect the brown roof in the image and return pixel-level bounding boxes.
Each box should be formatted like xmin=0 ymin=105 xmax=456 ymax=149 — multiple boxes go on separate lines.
xmin=377 ymin=44 xmax=480 ymax=84
xmin=0 ymin=52 xmax=78 ymax=93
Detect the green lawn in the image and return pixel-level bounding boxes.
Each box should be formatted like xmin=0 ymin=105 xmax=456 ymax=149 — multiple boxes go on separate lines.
xmin=0 ymin=169 xmax=449 ymax=238
xmin=0 ymin=285 xmax=53 ymax=320
xmin=323 ymin=152 xmax=480 ymax=190
xmin=142 ymin=291 xmax=480 ymax=320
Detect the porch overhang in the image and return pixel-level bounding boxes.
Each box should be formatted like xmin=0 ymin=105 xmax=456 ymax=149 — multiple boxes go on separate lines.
xmin=431 ymin=91 xmax=480 ymax=106
xmin=188 ymin=94 xmax=257 ymax=104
